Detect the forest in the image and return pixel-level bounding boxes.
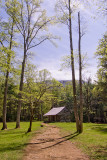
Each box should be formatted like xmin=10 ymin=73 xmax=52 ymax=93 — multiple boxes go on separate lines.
xmin=0 ymin=0 xmax=107 ymax=134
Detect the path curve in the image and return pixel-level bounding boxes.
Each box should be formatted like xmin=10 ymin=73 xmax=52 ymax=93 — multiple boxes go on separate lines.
xmin=23 ymin=124 xmax=89 ymax=160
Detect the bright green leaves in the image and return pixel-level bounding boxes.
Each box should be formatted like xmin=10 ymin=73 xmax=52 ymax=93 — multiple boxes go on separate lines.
xmin=95 ymin=33 xmax=107 ymax=104
xmin=5 ymin=0 xmax=21 ymax=20
xmin=0 ymin=47 xmax=15 ymax=73
xmin=95 ymin=33 xmax=107 ymax=79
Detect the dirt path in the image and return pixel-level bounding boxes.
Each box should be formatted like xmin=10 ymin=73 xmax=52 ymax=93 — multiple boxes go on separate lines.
xmin=23 ymin=124 xmax=89 ymax=160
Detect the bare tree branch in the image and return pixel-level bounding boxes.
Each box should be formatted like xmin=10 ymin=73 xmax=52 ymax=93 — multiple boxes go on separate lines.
xmin=28 ymin=37 xmax=48 ymax=49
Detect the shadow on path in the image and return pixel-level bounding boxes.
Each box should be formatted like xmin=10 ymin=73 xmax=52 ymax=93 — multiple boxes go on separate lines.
xmin=41 ymin=132 xmax=79 ymax=149
xmin=26 ymin=131 xmax=79 ymax=150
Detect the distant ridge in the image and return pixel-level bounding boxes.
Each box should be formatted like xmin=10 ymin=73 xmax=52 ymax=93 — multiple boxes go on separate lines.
xmin=58 ymin=80 xmax=85 ymax=86
xmin=59 ymin=80 xmax=72 ymax=86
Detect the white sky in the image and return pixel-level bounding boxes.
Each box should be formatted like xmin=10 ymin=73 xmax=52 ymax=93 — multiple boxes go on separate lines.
xmin=31 ymin=0 xmax=107 ymax=82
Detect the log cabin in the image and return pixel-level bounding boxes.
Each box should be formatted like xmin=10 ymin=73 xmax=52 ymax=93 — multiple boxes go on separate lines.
xmin=43 ymin=106 xmax=71 ymax=122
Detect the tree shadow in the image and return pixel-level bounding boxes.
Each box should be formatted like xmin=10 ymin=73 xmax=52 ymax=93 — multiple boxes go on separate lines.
xmin=26 ymin=132 xmax=79 ymax=149
xmin=0 ymin=130 xmax=26 ymax=135
xmin=0 ymin=132 xmax=79 ymax=153
xmin=26 ymin=132 xmax=77 ymax=145
xmin=91 ymin=124 xmax=107 ymax=134
xmin=0 ymin=143 xmax=27 ymax=153
xmin=0 ymin=127 xmax=27 ymax=134
xmin=26 ymin=132 xmax=78 ymax=146
xmin=56 ymin=131 xmax=78 ymax=140
xmin=41 ymin=132 xmax=79 ymax=149
xmin=92 ymin=145 xmax=107 ymax=159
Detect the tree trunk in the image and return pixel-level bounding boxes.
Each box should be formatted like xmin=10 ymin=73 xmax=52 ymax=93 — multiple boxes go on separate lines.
xmin=68 ymin=0 xmax=80 ymax=132
xmin=27 ymin=102 xmax=33 ymax=132
xmin=86 ymin=86 xmax=90 ymax=122
xmin=78 ymin=12 xmax=83 ymax=133
xmin=16 ymin=40 xmax=26 ymax=128
xmin=87 ymin=111 xmax=90 ymax=123
xmin=2 ymin=22 xmax=14 ymax=130
xmin=40 ymin=103 xmax=43 ymax=121
xmin=2 ymin=71 xmax=9 ymax=130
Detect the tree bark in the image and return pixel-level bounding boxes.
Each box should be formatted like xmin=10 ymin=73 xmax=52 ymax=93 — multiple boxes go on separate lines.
xmin=2 ymin=22 xmax=14 ymax=130
xmin=2 ymin=71 xmax=9 ymax=130
xmin=78 ymin=12 xmax=83 ymax=133
xmin=86 ymin=84 xmax=90 ymax=123
xmin=68 ymin=0 xmax=79 ymax=132
xmin=27 ymin=102 xmax=33 ymax=132
xmin=40 ymin=103 xmax=43 ymax=121
xmin=16 ymin=39 xmax=26 ymax=128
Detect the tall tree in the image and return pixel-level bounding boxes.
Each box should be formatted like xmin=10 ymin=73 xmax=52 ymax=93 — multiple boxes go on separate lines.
xmin=68 ymin=0 xmax=80 ymax=132
xmin=8 ymin=0 xmax=55 ymax=128
xmin=1 ymin=22 xmax=14 ymax=130
xmin=24 ymin=66 xmax=52 ymax=132
xmin=0 ymin=0 xmax=18 ymax=129
xmin=83 ymin=78 xmax=93 ymax=122
xmin=55 ymin=0 xmax=82 ymax=132
xmin=24 ymin=63 xmax=38 ymax=132
xmin=78 ymin=11 xmax=83 ymax=132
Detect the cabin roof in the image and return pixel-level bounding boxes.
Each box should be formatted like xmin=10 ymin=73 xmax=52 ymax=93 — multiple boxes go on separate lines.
xmin=44 ymin=107 xmax=65 ymax=116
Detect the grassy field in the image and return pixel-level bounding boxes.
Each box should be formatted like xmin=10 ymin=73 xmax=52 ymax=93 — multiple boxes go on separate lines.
xmin=0 ymin=121 xmax=42 ymax=160
xmin=53 ymin=122 xmax=107 ymax=160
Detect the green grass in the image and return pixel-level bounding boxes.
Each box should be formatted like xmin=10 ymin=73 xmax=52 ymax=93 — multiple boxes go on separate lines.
xmin=0 ymin=121 xmax=42 ymax=160
xmin=53 ymin=122 xmax=107 ymax=160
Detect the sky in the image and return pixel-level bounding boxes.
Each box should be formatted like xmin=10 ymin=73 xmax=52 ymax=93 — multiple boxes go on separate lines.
xmin=2 ymin=0 xmax=106 ymax=82
xmin=30 ymin=0 xmax=106 ymax=82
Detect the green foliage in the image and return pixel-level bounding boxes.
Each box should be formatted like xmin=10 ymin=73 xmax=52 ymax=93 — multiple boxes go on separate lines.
xmin=0 ymin=121 xmax=41 ymax=160
xmin=22 ymin=65 xmax=54 ymax=121
xmin=95 ymin=33 xmax=107 ymax=67
xmin=0 ymin=47 xmax=15 ymax=73
xmin=50 ymin=79 xmax=63 ymax=107
xmin=5 ymin=0 xmax=21 ymax=19
xmin=95 ymin=33 xmax=107 ymax=104
xmin=54 ymin=122 xmax=107 ymax=160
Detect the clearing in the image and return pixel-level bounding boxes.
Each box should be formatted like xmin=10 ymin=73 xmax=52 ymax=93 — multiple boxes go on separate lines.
xmin=23 ymin=124 xmax=89 ymax=160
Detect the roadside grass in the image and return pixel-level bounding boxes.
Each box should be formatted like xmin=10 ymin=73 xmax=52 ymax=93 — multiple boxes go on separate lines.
xmin=53 ymin=122 xmax=107 ymax=160
xmin=0 ymin=121 xmax=42 ymax=160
